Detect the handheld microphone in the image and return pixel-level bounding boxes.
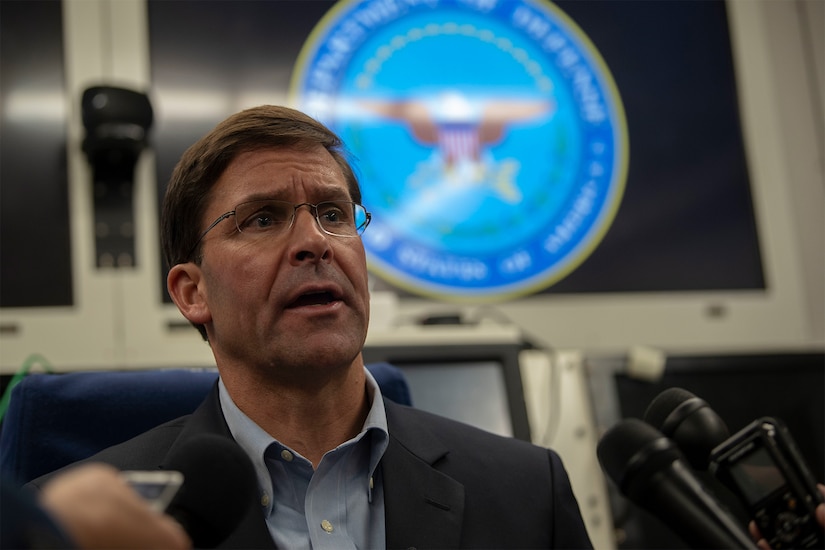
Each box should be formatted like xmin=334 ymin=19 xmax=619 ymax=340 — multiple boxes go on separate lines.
xmin=642 ymin=386 xmax=750 ymax=525
xmin=164 ymin=434 xmax=258 ymax=548
xmin=643 ymin=387 xmax=730 ymax=470
xmin=643 ymin=387 xmax=825 ymax=548
xmin=597 ymin=418 xmax=757 ymax=549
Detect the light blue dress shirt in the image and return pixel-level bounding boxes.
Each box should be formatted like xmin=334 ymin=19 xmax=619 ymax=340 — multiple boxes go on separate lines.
xmin=218 ymin=369 xmax=389 ymax=550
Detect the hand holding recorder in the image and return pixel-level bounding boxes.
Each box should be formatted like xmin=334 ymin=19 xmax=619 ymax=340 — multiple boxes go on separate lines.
xmin=38 ymin=463 xmax=191 ymax=550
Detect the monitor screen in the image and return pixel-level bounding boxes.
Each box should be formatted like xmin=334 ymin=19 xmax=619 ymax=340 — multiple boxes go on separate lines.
xmin=149 ymin=0 xmax=761 ymax=301
xmin=141 ymin=0 xmax=818 ymax=355
xmin=363 ymin=343 xmax=531 ymax=441
xmin=397 ymin=360 xmax=514 ymax=438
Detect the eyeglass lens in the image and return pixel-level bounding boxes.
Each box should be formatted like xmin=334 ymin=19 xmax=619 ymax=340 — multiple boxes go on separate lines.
xmin=233 ymin=200 xmax=369 ymax=237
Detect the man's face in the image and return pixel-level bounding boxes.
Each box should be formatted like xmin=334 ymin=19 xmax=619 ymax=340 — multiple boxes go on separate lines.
xmin=183 ymin=145 xmax=370 ymax=379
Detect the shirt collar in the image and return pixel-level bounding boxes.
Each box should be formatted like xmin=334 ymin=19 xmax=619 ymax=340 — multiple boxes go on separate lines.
xmin=218 ymin=368 xmax=390 ymax=511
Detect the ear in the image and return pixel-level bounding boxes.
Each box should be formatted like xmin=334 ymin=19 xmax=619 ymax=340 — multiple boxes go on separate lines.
xmin=167 ymin=263 xmax=212 ymax=325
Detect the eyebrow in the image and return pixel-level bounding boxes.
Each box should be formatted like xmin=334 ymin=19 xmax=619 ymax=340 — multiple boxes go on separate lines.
xmin=236 ymin=186 xmax=353 ymax=205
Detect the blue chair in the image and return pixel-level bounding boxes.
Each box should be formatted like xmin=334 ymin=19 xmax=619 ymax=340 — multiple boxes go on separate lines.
xmin=0 ymin=363 xmax=411 ymax=484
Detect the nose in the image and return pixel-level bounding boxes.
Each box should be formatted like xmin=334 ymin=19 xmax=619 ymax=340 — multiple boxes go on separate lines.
xmin=288 ymin=206 xmax=332 ymax=264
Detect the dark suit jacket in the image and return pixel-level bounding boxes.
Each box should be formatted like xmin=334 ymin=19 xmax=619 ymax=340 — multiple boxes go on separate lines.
xmin=32 ymin=384 xmax=593 ymax=549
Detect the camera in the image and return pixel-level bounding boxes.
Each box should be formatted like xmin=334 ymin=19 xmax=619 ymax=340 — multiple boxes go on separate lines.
xmin=709 ymin=417 xmax=824 ymax=549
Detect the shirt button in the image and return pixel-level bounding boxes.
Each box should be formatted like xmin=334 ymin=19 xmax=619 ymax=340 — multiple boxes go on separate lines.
xmin=280 ymin=449 xmax=294 ymax=462
xmin=369 ymin=476 xmax=374 ymax=490
xmin=321 ymin=519 xmax=334 ymax=533
xmin=261 ymin=493 xmax=270 ymax=507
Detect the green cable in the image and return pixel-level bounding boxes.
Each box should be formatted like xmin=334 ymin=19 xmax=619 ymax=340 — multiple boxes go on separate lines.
xmin=0 ymin=354 xmax=54 ymax=423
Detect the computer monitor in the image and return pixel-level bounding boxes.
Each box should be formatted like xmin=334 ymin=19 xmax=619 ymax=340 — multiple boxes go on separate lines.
xmin=363 ymin=342 xmax=531 ymax=441
xmin=142 ymin=0 xmax=820 ymax=356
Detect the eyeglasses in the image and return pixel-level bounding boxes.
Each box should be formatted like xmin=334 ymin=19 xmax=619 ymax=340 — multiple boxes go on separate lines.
xmin=188 ymin=199 xmax=371 ymax=260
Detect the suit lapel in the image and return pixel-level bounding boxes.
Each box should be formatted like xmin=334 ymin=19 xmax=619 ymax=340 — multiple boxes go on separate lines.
xmin=162 ymin=384 xmax=276 ymax=549
xmin=383 ymin=401 xmax=465 ymax=550
xmin=162 ymin=387 xmax=468 ymax=549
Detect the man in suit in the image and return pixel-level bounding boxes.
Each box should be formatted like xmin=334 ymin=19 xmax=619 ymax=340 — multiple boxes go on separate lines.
xmin=33 ymin=105 xmax=593 ymax=549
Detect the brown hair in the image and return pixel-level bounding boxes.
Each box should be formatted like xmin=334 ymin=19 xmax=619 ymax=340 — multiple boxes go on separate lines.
xmin=161 ymin=105 xmax=361 ymax=270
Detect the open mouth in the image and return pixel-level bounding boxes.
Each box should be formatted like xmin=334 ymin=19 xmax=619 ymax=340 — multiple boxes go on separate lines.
xmin=287 ymin=291 xmax=338 ymax=308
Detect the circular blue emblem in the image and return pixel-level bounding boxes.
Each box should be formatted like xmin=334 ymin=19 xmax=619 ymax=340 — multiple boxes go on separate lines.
xmin=291 ymin=0 xmax=628 ymax=301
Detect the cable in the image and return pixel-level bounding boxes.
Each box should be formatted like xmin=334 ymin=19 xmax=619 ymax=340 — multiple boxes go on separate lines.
xmin=0 ymin=354 xmax=54 ymax=423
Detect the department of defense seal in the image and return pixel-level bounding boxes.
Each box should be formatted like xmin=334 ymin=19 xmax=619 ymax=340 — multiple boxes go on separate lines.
xmin=291 ymin=0 xmax=628 ymax=301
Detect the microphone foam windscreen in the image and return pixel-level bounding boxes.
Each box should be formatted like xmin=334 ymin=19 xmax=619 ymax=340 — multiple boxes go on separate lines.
xmin=643 ymin=387 xmax=730 ymax=470
xmin=597 ymin=418 xmax=679 ymax=494
xmin=643 ymin=387 xmax=698 ymax=434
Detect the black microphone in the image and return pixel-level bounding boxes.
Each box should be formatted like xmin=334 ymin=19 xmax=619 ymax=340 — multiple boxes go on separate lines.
xmin=597 ymin=418 xmax=757 ymax=549
xmin=643 ymin=387 xmax=751 ymax=525
xmin=164 ymin=434 xmax=258 ymax=548
xmin=644 ymin=387 xmax=730 ymax=470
